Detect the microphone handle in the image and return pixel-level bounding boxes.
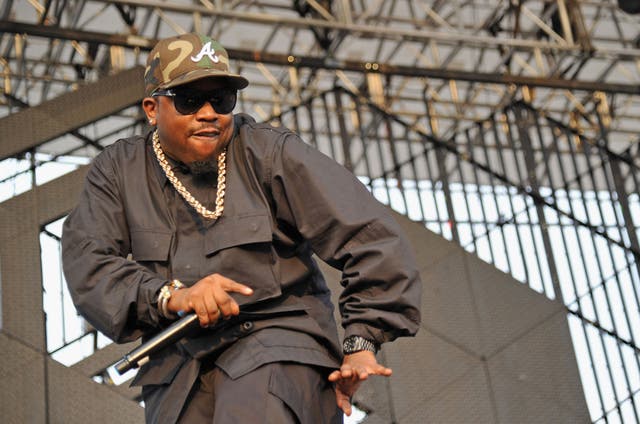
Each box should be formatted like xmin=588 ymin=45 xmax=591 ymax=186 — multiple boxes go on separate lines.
xmin=115 ymin=313 xmax=199 ymax=375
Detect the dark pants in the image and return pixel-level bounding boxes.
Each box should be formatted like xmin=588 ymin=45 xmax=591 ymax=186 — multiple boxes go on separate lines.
xmin=177 ymin=362 xmax=343 ymax=423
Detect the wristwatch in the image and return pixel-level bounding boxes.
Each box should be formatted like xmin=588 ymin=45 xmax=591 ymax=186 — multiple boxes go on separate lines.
xmin=343 ymin=335 xmax=378 ymax=355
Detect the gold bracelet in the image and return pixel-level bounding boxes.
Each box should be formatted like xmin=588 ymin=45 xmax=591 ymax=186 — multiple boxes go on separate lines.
xmin=157 ymin=279 xmax=185 ymax=319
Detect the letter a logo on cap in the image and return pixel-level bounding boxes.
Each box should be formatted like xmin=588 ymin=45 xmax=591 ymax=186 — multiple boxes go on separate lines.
xmin=191 ymin=41 xmax=219 ymax=63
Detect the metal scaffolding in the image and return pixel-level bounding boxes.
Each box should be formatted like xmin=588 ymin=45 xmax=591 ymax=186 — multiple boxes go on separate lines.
xmin=2 ymin=1 xmax=640 ymax=422
xmin=2 ymin=1 xmax=640 ymax=147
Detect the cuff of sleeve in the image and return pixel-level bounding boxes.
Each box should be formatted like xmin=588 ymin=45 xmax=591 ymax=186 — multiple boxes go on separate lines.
xmin=143 ymin=278 xmax=171 ymax=324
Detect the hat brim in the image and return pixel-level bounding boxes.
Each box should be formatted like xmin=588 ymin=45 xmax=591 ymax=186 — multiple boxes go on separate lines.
xmin=159 ymin=68 xmax=249 ymax=92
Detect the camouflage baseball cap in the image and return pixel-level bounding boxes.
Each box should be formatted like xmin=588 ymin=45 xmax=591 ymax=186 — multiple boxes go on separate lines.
xmin=144 ymin=33 xmax=249 ymax=96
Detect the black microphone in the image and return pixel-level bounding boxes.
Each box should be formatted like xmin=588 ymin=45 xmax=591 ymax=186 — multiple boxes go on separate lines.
xmin=114 ymin=313 xmax=199 ymax=375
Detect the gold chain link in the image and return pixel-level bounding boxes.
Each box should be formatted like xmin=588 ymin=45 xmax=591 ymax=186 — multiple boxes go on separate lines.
xmin=152 ymin=130 xmax=226 ymax=220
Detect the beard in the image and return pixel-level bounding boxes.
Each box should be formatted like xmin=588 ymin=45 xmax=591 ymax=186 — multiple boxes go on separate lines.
xmin=188 ymin=160 xmax=218 ymax=176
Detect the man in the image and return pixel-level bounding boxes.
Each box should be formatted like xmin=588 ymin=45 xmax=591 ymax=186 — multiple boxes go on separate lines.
xmin=62 ymin=33 xmax=421 ymax=424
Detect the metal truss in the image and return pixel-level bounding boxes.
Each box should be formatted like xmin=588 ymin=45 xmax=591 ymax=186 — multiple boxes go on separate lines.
xmin=2 ymin=0 xmax=640 ymax=160
xmin=2 ymin=2 xmax=640 ymax=422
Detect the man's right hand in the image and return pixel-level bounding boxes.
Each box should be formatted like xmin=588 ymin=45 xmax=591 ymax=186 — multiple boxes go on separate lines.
xmin=167 ymin=273 xmax=253 ymax=327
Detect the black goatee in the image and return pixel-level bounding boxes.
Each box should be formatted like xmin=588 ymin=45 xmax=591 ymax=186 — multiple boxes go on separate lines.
xmin=188 ymin=160 xmax=218 ymax=176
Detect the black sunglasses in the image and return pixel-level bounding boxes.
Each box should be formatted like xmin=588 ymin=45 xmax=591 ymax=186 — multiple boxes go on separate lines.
xmin=152 ymin=88 xmax=237 ymax=115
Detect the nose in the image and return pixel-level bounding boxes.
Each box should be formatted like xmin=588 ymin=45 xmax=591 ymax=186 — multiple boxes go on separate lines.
xmin=194 ymin=100 xmax=218 ymax=120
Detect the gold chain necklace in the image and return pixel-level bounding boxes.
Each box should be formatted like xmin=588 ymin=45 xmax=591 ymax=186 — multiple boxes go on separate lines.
xmin=152 ymin=130 xmax=226 ymax=220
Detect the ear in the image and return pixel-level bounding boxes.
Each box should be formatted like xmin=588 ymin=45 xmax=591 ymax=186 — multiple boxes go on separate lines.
xmin=142 ymin=97 xmax=158 ymax=125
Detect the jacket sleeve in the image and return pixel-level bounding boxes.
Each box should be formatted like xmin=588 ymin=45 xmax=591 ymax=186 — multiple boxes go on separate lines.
xmin=268 ymin=132 xmax=422 ymax=347
xmin=62 ymin=149 xmax=167 ymax=343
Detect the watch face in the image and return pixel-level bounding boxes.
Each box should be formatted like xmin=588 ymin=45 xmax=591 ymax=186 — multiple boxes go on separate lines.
xmin=344 ymin=337 xmax=356 ymax=352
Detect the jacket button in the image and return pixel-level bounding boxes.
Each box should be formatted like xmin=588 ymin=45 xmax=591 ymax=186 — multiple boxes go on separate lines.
xmin=241 ymin=321 xmax=254 ymax=332
xmin=249 ymin=223 xmax=258 ymax=232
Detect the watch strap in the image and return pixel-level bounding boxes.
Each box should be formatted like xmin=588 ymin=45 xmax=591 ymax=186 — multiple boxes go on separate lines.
xmin=343 ymin=335 xmax=378 ymax=354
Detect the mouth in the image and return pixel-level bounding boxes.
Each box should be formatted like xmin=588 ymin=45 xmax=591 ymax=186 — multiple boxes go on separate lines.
xmin=193 ymin=128 xmax=219 ymax=135
xmin=191 ymin=129 xmax=220 ymax=140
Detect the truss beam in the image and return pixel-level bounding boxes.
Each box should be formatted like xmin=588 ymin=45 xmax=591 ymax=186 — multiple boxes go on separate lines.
xmin=0 ymin=66 xmax=143 ymax=161
xmin=2 ymin=20 xmax=639 ymax=96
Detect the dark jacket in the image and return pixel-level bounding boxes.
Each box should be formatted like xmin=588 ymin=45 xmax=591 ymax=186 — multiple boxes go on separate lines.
xmin=62 ymin=113 xmax=421 ymax=423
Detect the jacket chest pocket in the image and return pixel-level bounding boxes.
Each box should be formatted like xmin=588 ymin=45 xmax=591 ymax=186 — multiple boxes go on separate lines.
xmin=205 ymin=212 xmax=280 ymax=306
xmin=130 ymin=229 xmax=173 ymax=278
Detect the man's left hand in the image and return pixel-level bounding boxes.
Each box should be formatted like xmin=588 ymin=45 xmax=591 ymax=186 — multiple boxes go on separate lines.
xmin=327 ymin=350 xmax=392 ymax=416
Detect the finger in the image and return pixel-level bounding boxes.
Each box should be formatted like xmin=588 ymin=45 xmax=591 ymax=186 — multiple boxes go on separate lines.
xmin=344 ymin=364 xmax=366 ymax=380
xmin=204 ymin=291 xmax=220 ymax=322
xmin=374 ymin=366 xmax=393 ymax=377
xmin=340 ymin=399 xmax=352 ymax=416
xmin=363 ymin=364 xmax=392 ymax=377
xmin=335 ymin=391 xmax=352 ymax=416
xmin=209 ymin=274 xmax=254 ymax=296
xmin=336 ymin=369 xmax=354 ymax=381
xmin=212 ymin=290 xmax=240 ymax=318
xmin=327 ymin=370 xmax=341 ymax=382
xmin=209 ymin=306 xmax=221 ymax=324
xmin=328 ymin=368 xmax=357 ymax=384
xmin=334 ymin=376 xmax=359 ymax=400
xmin=356 ymin=369 xmax=370 ymax=380
xmin=192 ymin=299 xmax=211 ymax=327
